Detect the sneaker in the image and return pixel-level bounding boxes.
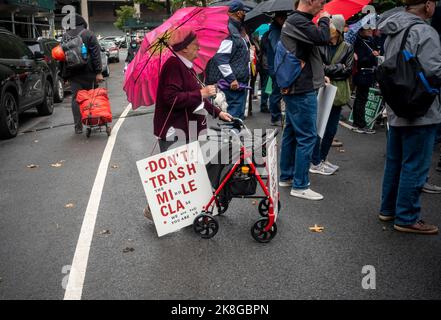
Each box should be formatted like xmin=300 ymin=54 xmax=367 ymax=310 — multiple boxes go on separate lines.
xmin=290 ymin=188 xmax=324 ymax=200
xmin=309 ymin=162 xmax=335 ymax=176
xmin=422 ymin=182 xmax=441 ymax=194
xmin=379 ymin=213 xmax=394 ymax=222
xmin=143 ymin=205 xmax=153 ymax=220
xmin=75 ymin=125 xmax=83 ymax=134
xmin=394 ymin=220 xmax=439 ymax=235
xmin=279 ymin=180 xmax=293 ymax=187
xmin=323 ymin=160 xmax=339 ymax=172
xmin=353 ymin=127 xmax=376 ymax=134
xmin=331 ymin=139 xmax=343 ymax=147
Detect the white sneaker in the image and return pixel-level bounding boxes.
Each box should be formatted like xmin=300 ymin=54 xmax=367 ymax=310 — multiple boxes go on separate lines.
xmin=290 ymin=188 xmax=324 ymax=200
xmin=324 ymin=160 xmax=339 ymax=172
xmin=309 ymin=162 xmax=335 ymax=176
xmin=279 ymin=180 xmax=292 ymax=187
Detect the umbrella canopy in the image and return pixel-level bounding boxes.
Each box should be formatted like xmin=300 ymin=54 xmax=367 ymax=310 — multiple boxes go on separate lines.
xmin=123 ymin=6 xmax=230 ymax=109
xmin=244 ymin=0 xmax=293 ymax=32
xmin=254 ymin=23 xmax=270 ymax=36
xmin=321 ymin=0 xmax=372 ymax=20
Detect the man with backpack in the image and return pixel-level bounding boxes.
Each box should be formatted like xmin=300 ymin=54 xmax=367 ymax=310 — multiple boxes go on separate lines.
xmin=278 ymin=0 xmax=330 ymax=201
xmin=378 ymin=0 xmax=441 ymax=234
xmin=61 ymin=14 xmax=103 ymax=134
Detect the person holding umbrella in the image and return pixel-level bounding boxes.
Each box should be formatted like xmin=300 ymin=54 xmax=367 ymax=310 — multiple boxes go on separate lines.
xmin=154 ymin=27 xmax=233 ymax=152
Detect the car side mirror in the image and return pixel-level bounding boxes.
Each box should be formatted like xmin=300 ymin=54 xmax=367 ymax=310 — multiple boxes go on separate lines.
xmin=33 ymin=51 xmax=45 ymax=60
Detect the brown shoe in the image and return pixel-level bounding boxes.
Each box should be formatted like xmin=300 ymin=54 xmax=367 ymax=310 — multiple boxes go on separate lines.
xmin=394 ymin=220 xmax=439 ymax=235
xmin=332 ymin=139 xmax=343 ymax=147
xmin=143 ymin=205 xmax=153 ymax=221
xmin=379 ymin=213 xmax=394 ymax=222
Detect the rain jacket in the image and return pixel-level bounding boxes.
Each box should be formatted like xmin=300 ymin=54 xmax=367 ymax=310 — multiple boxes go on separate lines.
xmin=280 ymin=11 xmax=330 ymax=95
xmin=378 ymin=10 xmax=441 ymax=127
xmin=205 ymin=18 xmax=250 ymax=85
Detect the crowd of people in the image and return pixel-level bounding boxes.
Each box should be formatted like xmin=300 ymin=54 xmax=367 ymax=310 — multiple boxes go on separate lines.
xmin=156 ymin=0 xmax=441 ymax=235
xmin=60 ymin=1 xmax=441 ymax=235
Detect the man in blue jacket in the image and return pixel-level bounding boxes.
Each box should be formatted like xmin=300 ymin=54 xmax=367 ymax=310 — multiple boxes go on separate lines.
xmin=266 ymin=11 xmax=288 ymax=126
xmin=206 ymin=1 xmax=250 ymax=119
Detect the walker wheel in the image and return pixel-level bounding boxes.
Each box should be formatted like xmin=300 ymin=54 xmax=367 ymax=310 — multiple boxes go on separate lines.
xmin=217 ymin=201 xmax=229 ymax=215
xmin=193 ymin=213 xmax=219 ymax=239
xmin=86 ymin=128 xmax=92 ymax=138
xmin=251 ymin=218 xmax=277 ymax=243
xmin=258 ymin=199 xmax=281 ymax=217
xmin=106 ymin=126 xmax=112 ymax=136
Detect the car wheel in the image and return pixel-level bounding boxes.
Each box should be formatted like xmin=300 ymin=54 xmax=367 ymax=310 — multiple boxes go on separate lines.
xmin=37 ymin=80 xmax=54 ymax=116
xmin=0 ymin=91 xmax=19 ymax=139
xmin=54 ymin=77 xmax=64 ymax=103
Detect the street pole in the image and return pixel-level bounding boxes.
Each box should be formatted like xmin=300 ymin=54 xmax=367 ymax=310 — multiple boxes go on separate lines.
xmin=81 ymin=0 xmax=89 ymax=27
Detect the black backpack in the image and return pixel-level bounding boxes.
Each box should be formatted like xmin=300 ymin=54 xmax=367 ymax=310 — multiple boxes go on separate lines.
xmin=258 ymin=30 xmax=270 ymax=71
xmin=61 ymin=29 xmax=88 ymax=70
xmin=376 ymin=24 xmax=439 ymax=119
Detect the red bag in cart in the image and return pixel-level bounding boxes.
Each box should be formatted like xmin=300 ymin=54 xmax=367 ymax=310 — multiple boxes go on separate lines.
xmin=77 ymin=88 xmax=112 ymax=126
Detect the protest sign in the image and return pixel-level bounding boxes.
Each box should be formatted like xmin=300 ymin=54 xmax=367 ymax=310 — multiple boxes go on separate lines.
xmin=349 ymin=87 xmax=383 ymax=129
xmin=317 ymin=84 xmax=337 ymax=138
xmin=266 ymin=137 xmax=279 ymax=220
xmin=136 ymin=142 xmax=213 ymax=237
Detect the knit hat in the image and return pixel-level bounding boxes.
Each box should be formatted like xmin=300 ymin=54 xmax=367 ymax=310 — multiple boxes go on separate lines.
xmin=331 ymin=14 xmax=345 ymax=33
xmin=168 ymin=26 xmax=197 ymax=52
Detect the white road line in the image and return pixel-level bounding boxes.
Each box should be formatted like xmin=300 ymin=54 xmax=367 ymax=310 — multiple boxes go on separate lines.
xmin=64 ymin=104 xmax=132 ymax=300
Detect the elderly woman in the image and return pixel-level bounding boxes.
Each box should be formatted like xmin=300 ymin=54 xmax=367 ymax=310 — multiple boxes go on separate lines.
xmin=154 ymin=27 xmax=233 ymax=152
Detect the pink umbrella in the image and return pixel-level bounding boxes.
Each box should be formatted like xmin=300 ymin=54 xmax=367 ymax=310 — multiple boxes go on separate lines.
xmin=123 ymin=6 xmax=230 ymax=109
xmin=313 ymin=0 xmax=372 ymax=22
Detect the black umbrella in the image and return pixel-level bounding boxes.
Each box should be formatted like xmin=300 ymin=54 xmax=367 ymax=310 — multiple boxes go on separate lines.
xmin=244 ymin=0 xmax=294 ymax=33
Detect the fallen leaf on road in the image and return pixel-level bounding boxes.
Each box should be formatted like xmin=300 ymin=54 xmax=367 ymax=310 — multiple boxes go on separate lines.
xmin=111 ymin=164 xmax=119 ymax=169
xmin=51 ymin=162 xmax=63 ymax=168
xmin=26 ymin=164 xmax=39 ymax=169
xmin=382 ymin=226 xmax=387 ymax=231
xmin=309 ymin=224 xmax=325 ymax=233
xmin=99 ymin=230 xmax=110 ymax=235
xmin=127 ymin=239 xmax=133 ymax=242
xmin=123 ymin=247 xmax=134 ymax=253
xmin=64 ymin=203 xmax=75 ymax=208
xmin=34 ymin=140 xmax=39 ymax=143
xmin=252 ymin=200 xmax=257 ymax=205
xmin=338 ymin=149 xmax=345 ymax=153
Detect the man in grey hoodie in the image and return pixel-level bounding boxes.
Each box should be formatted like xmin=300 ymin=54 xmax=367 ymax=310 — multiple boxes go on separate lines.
xmin=378 ymin=0 xmax=441 ymax=234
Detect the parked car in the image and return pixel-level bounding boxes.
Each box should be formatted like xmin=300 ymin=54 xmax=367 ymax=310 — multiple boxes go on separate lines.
xmin=0 ymin=28 xmax=54 ymax=139
xmin=102 ymin=36 xmax=126 ymax=48
xmin=101 ymin=47 xmax=110 ymax=77
xmin=24 ymin=38 xmax=65 ymax=103
xmin=99 ymin=40 xmax=120 ymax=63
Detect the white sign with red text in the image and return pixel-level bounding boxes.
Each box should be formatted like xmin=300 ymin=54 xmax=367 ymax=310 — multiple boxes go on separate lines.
xmin=136 ymin=141 xmax=213 ymax=237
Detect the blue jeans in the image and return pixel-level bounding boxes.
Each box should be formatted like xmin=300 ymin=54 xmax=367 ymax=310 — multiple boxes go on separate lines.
xmin=223 ymin=89 xmax=247 ymax=120
xmin=380 ymin=125 xmax=437 ymax=225
xmin=269 ymin=75 xmax=282 ymax=122
xmin=280 ymin=91 xmax=318 ymax=189
xmin=260 ymin=71 xmax=270 ymax=110
xmin=312 ymin=106 xmax=342 ymax=165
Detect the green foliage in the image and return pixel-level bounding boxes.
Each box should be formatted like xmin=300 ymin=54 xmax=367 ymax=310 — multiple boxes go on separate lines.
xmin=114 ymin=5 xmax=136 ymax=30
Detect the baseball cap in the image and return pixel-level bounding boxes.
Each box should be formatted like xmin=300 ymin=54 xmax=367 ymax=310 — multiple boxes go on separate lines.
xmin=229 ymin=1 xmax=249 ymax=13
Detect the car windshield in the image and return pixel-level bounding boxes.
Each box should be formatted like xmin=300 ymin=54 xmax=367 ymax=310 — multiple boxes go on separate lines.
xmin=100 ymin=41 xmax=116 ymax=49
